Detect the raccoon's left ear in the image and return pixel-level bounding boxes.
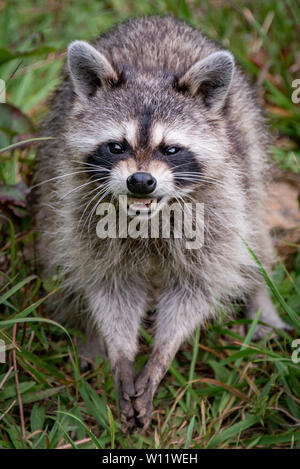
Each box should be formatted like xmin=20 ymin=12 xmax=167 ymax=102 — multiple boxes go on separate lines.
xmin=67 ymin=40 xmax=119 ymax=98
xmin=178 ymin=51 xmax=234 ymax=110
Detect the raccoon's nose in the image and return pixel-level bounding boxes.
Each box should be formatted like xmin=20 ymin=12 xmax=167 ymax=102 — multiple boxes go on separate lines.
xmin=127 ymin=172 xmax=157 ymax=195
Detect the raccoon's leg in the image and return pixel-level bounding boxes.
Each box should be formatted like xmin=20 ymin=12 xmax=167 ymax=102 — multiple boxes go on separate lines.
xmin=133 ymin=285 xmax=208 ymax=430
xmin=87 ymin=281 xmax=148 ymax=433
xmin=246 ymin=284 xmax=292 ymax=340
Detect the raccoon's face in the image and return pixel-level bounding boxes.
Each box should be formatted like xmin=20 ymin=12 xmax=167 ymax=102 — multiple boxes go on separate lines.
xmin=66 ymin=40 xmax=234 ymax=218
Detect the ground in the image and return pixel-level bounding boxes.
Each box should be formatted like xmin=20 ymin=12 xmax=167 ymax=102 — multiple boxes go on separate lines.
xmin=0 ymin=0 xmax=300 ymax=449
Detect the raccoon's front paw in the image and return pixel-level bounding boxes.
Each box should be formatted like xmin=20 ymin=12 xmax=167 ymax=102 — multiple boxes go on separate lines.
xmin=246 ymin=287 xmax=293 ymax=341
xmin=114 ymin=360 xmax=137 ymax=433
xmin=79 ymin=357 xmax=93 ymax=373
xmin=119 ymin=380 xmax=137 ymax=434
xmin=133 ymin=369 xmax=155 ymax=431
xmin=252 ymin=321 xmax=293 ymax=341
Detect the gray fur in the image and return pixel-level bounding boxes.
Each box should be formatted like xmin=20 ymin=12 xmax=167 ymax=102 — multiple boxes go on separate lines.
xmin=34 ymin=16 xmax=290 ymax=433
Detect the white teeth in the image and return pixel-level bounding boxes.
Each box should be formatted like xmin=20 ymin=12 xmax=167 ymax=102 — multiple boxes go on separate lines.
xmin=127 ymin=197 xmax=157 ymax=212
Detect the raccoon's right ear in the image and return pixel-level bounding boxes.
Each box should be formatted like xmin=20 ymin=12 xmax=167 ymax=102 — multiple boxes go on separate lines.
xmin=67 ymin=40 xmax=119 ymax=98
xmin=177 ymin=51 xmax=234 ymax=110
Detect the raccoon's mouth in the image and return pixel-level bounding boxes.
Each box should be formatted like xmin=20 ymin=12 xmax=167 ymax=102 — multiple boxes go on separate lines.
xmin=127 ymin=196 xmax=158 ymax=216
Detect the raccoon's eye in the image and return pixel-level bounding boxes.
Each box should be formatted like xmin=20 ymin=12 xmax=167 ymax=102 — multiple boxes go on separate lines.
xmin=107 ymin=142 xmax=127 ymax=154
xmin=161 ymin=146 xmax=181 ymax=156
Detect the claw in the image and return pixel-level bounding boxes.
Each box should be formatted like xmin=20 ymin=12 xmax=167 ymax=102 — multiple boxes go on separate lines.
xmin=113 ymin=358 xmax=138 ymax=433
xmin=115 ymin=359 xmax=158 ymax=433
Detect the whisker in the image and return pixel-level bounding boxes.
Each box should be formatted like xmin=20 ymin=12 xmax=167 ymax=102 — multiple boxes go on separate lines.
xmin=174 ymin=171 xmax=220 ymax=181
xmin=61 ymin=176 xmax=111 ymax=200
xmin=175 ymin=177 xmax=221 ymax=185
xmin=70 ymin=159 xmax=111 ymax=172
xmin=169 ymin=162 xmax=205 ymax=172
xmin=78 ymin=180 xmax=110 ymax=206
xmin=79 ymin=184 xmax=110 ymax=229
xmin=175 ymin=172 xmax=222 ymax=183
xmin=172 ymin=171 xmax=222 ymax=184
xmin=86 ymin=186 xmax=112 ymax=236
xmin=31 ymin=169 xmax=106 ymax=189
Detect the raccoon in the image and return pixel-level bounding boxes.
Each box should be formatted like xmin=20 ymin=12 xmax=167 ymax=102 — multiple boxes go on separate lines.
xmin=34 ymin=16 xmax=290 ymax=433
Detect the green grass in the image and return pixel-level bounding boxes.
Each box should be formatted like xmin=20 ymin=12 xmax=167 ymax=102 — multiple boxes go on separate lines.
xmin=0 ymin=0 xmax=300 ymax=449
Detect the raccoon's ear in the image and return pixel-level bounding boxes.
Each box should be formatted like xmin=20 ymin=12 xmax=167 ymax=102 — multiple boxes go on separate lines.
xmin=67 ymin=40 xmax=118 ymax=98
xmin=178 ymin=51 xmax=234 ymax=110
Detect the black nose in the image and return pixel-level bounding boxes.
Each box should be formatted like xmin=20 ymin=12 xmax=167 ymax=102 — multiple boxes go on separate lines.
xmin=127 ymin=172 xmax=157 ymax=195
